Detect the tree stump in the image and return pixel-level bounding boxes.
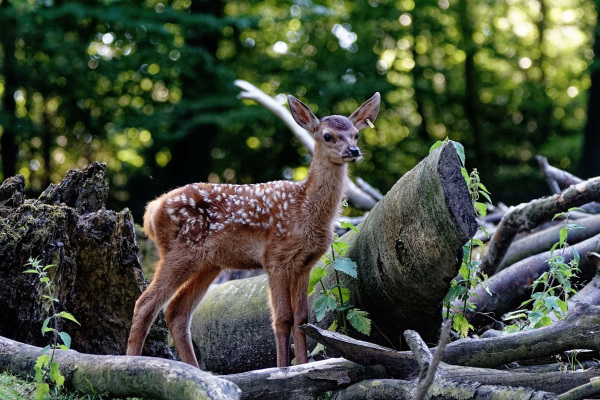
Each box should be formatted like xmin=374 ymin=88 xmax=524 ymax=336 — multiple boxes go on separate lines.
xmin=190 ymin=143 xmax=476 ymax=373
xmin=0 ymin=162 xmax=171 ymax=358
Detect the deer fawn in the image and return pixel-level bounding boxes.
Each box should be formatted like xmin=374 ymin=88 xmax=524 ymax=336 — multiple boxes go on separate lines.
xmin=126 ymin=93 xmax=380 ymax=368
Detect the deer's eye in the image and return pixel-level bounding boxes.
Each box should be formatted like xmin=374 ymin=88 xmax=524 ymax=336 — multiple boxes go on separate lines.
xmin=323 ymin=133 xmax=333 ymax=142
xmin=355 ymin=133 xmax=360 ymax=140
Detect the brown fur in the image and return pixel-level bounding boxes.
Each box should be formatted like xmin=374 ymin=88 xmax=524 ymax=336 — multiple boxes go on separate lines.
xmin=127 ymin=93 xmax=380 ymax=368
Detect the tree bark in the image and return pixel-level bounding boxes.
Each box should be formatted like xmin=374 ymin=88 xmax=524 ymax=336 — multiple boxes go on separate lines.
xmin=462 ymin=234 xmax=600 ymax=327
xmin=0 ymin=335 xmax=240 ymax=400
xmin=479 ymin=177 xmax=600 ymax=277
xmin=222 ymin=358 xmax=387 ymax=400
xmin=0 ymin=162 xmax=171 ymax=358
xmin=190 ymin=143 xmax=477 ymax=373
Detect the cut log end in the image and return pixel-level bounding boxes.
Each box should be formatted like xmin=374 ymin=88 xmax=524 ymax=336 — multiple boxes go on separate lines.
xmin=438 ymin=144 xmax=478 ymax=244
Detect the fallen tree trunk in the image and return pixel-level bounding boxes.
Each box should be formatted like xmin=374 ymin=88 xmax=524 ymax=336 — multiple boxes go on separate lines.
xmin=462 ymin=234 xmax=600 ymax=327
xmin=497 ymin=213 xmax=600 ymax=271
xmin=479 ymin=176 xmax=600 ymax=277
xmin=222 ymin=358 xmax=387 ymax=400
xmin=190 ymin=143 xmax=477 ymax=373
xmin=0 ymin=335 xmax=240 ymax=400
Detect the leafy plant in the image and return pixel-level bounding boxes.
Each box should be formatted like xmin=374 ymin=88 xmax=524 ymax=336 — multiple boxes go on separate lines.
xmin=504 ymin=208 xmax=583 ymax=331
xmin=434 ymin=139 xmax=492 ymax=338
xmin=24 ymin=258 xmax=80 ymax=400
xmin=308 ymin=221 xmax=371 ymax=339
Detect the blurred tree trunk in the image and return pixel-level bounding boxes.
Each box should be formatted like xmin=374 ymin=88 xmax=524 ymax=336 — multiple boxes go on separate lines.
xmin=580 ymin=1 xmax=600 ymax=178
xmin=0 ymin=4 xmax=19 ymax=180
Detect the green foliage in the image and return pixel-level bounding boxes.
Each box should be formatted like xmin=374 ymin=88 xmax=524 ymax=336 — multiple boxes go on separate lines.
xmin=437 ymin=139 xmax=492 ymax=338
xmin=504 ymin=208 xmax=583 ymax=330
xmin=309 ymin=222 xmax=371 ymax=338
xmin=24 ymin=258 xmax=80 ymax=400
xmin=1 ymin=0 xmax=596 ymax=223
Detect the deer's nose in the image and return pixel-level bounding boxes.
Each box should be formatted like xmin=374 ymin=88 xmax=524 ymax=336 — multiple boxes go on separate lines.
xmin=349 ymin=147 xmax=361 ymax=157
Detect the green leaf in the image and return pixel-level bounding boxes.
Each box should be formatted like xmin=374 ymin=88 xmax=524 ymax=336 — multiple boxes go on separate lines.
xmin=480 ymin=225 xmax=490 ymax=238
xmin=528 ymin=311 xmax=544 ymax=326
xmin=333 ymin=258 xmax=358 ymax=278
xmin=58 ymin=331 xmax=72 ymax=349
xmin=534 ymin=315 xmax=553 ymax=328
xmin=461 ymin=167 xmax=470 ymax=184
xmin=444 ymin=284 xmax=467 ymax=303
xmin=567 ymin=207 xmax=585 ymax=213
xmin=310 ymin=343 xmax=326 ymax=357
xmin=36 ymin=382 xmax=50 ymax=400
xmin=503 ymin=312 xmax=527 ymax=321
xmin=42 ymin=264 xmax=55 ymax=271
xmin=544 ymin=296 xmax=560 ymax=313
xmin=474 ymin=202 xmax=487 ymax=217
xmin=50 ymin=361 xmax=65 ymax=387
xmin=477 ymin=182 xmax=491 ymax=193
xmin=23 ymin=269 xmax=39 ymax=274
xmin=58 ymin=311 xmax=80 ymax=325
xmin=452 ymin=313 xmax=473 ymax=338
xmin=470 ymin=238 xmax=485 ymax=247
xmin=552 ymin=212 xmax=568 ymax=221
xmin=308 ymin=266 xmax=327 ymax=296
xmin=451 ymin=141 xmax=466 ymax=166
xmin=347 ymin=308 xmax=371 ymax=335
xmin=314 ymin=293 xmax=337 ymax=322
xmin=559 ymin=227 xmax=568 ymax=245
xmin=41 ymin=317 xmax=51 ymax=337
xmin=556 ymin=298 xmax=568 ymax=315
xmin=331 ymin=287 xmax=351 ymax=305
xmin=429 ymin=140 xmax=443 ymax=153
xmin=339 ymin=220 xmax=359 ymax=233
xmin=479 ymin=190 xmax=492 ymax=204
xmin=331 ymin=240 xmax=349 ymax=254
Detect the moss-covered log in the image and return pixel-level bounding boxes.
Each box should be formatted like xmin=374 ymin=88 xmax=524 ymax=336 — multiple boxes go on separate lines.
xmin=222 ymin=358 xmax=386 ymax=400
xmin=190 ymin=143 xmax=476 ymax=373
xmin=0 ymin=335 xmax=240 ymax=400
xmin=331 ymin=378 xmax=558 ymax=400
xmin=0 ymin=163 xmax=170 ymax=358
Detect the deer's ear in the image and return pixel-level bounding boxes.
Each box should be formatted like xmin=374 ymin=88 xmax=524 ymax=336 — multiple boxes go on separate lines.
xmin=349 ymin=92 xmax=381 ymax=131
xmin=288 ymin=95 xmax=320 ymax=133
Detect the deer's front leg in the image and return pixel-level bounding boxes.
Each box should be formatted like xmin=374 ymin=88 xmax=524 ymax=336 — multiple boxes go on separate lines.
xmin=267 ymin=272 xmax=293 ymax=367
xmin=291 ymin=270 xmax=310 ymax=365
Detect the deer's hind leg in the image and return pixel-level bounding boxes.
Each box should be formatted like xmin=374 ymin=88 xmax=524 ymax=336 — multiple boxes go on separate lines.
xmin=165 ymin=266 xmax=221 ymax=367
xmin=126 ymin=250 xmax=199 ymax=357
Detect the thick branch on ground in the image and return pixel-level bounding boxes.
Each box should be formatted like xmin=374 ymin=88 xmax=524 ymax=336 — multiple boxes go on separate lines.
xmin=536 ymin=156 xmax=582 ymax=193
xmin=443 ymin=302 xmax=600 ymax=368
xmin=302 ymin=321 xmax=600 ymax=395
xmin=332 ymin=377 xmax=558 ymax=400
xmin=222 ymin=358 xmax=386 ymax=400
xmin=479 ymin=176 xmax=600 ymax=277
xmin=497 ymin=213 xmax=600 ymax=271
xmin=190 ymin=144 xmax=476 ymax=373
xmin=461 ymin=234 xmax=600 ymax=327
xmin=0 ymin=335 xmax=240 ymax=400
xmin=234 ymin=79 xmax=378 ymax=211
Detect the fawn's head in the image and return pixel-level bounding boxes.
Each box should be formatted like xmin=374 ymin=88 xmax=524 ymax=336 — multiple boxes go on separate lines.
xmin=288 ymin=93 xmax=381 ymax=164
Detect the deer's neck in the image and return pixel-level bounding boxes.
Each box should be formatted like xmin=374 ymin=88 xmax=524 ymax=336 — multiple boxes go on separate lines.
xmin=303 ymin=152 xmax=347 ymax=227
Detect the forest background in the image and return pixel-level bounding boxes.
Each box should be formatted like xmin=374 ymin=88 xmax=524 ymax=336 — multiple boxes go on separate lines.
xmin=1 ymin=0 xmax=599 ymax=221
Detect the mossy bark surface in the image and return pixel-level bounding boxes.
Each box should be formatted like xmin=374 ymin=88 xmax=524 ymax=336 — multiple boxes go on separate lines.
xmin=0 ymin=162 xmax=170 ymax=358
xmin=191 ymin=144 xmax=476 ymax=373
xmin=0 ymin=335 xmax=240 ymax=400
